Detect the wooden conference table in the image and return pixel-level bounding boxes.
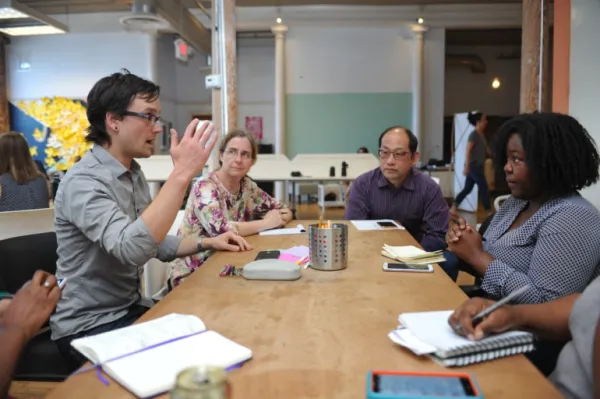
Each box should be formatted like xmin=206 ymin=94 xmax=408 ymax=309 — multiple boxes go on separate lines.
xmin=47 ymin=221 xmax=562 ymax=399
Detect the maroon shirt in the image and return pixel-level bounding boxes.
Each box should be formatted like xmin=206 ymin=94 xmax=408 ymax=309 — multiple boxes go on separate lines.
xmin=345 ymin=167 xmax=449 ymax=251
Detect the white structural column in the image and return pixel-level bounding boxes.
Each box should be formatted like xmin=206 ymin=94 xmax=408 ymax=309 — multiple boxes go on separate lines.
xmin=411 ymin=25 xmax=428 ymax=148
xmin=272 ymin=24 xmax=288 ymax=201
xmin=147 ymin=33 xmax=161 ymax=198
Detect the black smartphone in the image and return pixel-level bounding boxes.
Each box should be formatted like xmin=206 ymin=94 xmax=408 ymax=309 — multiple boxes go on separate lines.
xmin=255 ymin=250 xmax=281 ymax=261
xmin=377 ymin=221 xmax=397 ymax=228
xmin=383 ymin=262 xmax=433 ymax=272
xmin=372 ymin=372 xmax=478 ymax=396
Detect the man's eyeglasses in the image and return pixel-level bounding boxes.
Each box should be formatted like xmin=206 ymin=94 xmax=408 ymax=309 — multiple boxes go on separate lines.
xmin=378 ymin=149 xmax=411 ymax=161
xmin=122 ymin=111 xmax=164 ymax=126
xmin=223 ymin=148 xmax=252 ymax=160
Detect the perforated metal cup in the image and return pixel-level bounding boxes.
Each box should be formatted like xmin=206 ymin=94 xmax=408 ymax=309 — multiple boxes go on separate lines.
xmin=308 ymin=223 xmax=348 ymax=271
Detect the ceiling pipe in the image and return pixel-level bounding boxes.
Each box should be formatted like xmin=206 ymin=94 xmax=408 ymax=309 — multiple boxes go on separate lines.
xmin=445 ymin=54 xmax=486 ymax=73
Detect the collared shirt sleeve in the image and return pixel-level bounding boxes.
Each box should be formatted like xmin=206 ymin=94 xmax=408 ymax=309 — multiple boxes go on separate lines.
xmin=481 ymin=207 xmax=600 ymax=304
xmin=61 ymin=173 xmax=159 ymax=266
xmin=419 ymin=183 xmax=449 ymax=252
xmin=344 ymin=176 xmax=370 ymax=220
xmin=157 ymin=234 xmax=183 ymax=262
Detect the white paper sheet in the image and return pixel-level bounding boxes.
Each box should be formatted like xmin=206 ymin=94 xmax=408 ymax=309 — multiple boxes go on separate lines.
xmin=350 ymin=220 xmax=404 ymax=231
xmin=259 ymin=224 xmax=307 ymax=236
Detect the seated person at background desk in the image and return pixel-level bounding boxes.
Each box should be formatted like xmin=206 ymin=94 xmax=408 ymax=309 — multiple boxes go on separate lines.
xmin=450 ymin=274 xmax=600 ymax=399
xmin=344 ymin=126 xmax=449 ymax=253
xmin=50 ymin=71 xmax=250 ymax=368
xmin=0 ymin=133 xmax=50 ymax=212
xmin=446 ymin=112 xmax=600 ymax=304
xmin=169 ymin=130 xmax=291 ymax=287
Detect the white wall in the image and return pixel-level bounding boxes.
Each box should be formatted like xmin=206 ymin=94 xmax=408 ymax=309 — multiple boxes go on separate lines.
xmin=156 ymin=34 xmax=178 ymax=128
xmin=7 ymin=13 xmax=154 ymax=101
xmin=286 ymin=26 xmax=413 ymax=94
xmin=571 ymin=0 xmax=600 ymax=208
xmin=237 ymin=37 xmax=275 ymax=145
xmin=173 ymin=47 xmax=211 ymax=132
xmin=445 ymin=45 xmax=521 ymax=117
xmin=423 ymin=28 xmax=446 ymax=161
xmin=7 ymin=32 xmax=153 ymax=101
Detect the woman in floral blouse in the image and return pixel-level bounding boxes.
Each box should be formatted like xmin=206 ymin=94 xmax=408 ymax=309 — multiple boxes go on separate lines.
xmin=169 ymin=129 xmax=292 ymax=287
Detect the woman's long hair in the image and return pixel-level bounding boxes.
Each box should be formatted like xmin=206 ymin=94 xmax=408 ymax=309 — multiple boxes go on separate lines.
xmin=0 ymin=133 xmax=44 ymax=184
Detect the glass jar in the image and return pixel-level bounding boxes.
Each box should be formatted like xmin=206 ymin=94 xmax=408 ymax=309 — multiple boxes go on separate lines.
xmin=171 ymin=366 xmax=231 ymax=399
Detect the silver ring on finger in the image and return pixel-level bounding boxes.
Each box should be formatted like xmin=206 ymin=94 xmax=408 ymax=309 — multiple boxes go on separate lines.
xmin=43 ymin=280 xmax=51 ymax=288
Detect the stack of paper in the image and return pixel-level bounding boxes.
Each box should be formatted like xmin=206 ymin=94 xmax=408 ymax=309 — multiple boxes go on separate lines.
xmin=382 ymin=244 xmax=446 ymax=265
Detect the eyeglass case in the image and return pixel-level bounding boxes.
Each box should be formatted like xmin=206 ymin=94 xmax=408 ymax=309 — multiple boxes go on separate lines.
xmin=242 ymin=259 xmax=301 ymax=281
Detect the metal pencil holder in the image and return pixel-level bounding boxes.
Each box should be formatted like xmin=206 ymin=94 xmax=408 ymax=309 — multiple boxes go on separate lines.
xmin=308 ymin=223 xmax=348 ymax=271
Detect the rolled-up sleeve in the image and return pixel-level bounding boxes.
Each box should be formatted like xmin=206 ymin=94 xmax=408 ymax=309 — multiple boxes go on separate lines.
xmin=157 ymin=234 xmax=183 ymax=262
xmin=62 ymin=173 xmax=160 ymax=266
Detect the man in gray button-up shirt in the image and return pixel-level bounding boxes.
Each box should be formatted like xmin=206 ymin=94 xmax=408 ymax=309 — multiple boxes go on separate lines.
xmin=50 ymin=71 xmax=251 ymax=367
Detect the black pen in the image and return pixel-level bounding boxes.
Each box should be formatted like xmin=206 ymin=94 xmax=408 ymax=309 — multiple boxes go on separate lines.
xmin=453 ymin=285 xmax=530 ymax=334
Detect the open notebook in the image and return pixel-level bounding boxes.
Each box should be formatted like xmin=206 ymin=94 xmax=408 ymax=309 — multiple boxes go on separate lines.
xmin=71 ymin=314 xmax=252 ymax=398
xmin=389 ymin=311 xmax=535 ymax=367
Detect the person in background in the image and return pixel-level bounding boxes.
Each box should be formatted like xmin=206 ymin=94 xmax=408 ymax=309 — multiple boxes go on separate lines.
xmin=169 ymin=129 xmax=291 ymax=287
xmin=51 ymin=71 xmax=250 ymax=368
xmin=0 ymin=133 xmax=50 ymax=212
xmin=450 ymin=274 xmax=600 ymax=399
xmin=0 ymin=271 xmax=61 ymax=398
xmin=446 ymin=112 xmax=600 ymax=304
xmin=357 ymin=146 xmax=369 ymax=154
xmin=344 ymin=126 xmax=449 ymax=254
xmin=450 ymin=111 xmax=492 ymax=216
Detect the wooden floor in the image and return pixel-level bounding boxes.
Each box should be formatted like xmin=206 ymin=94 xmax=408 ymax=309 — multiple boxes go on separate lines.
xmin=9 ymin=203 xmax=487 ymax=398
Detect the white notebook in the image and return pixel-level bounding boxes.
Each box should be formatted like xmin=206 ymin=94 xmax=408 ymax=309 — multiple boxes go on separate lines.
xmin=390 ymin=310 xmax=535 ymax=367
xmin=71 ymin=313 xmax=252 ymax=398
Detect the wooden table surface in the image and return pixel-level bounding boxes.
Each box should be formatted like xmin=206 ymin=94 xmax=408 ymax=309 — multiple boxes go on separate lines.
xmin=47 ymin=221 xmax=563 ymax=399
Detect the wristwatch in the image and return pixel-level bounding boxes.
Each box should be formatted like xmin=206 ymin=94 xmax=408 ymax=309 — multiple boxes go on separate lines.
xmin=196 ymin=236 xmax=204 ymax=252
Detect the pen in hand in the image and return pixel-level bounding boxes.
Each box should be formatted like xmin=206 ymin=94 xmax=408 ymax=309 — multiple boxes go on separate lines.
xmin=453 ymin=284 xmax=531 ymax=335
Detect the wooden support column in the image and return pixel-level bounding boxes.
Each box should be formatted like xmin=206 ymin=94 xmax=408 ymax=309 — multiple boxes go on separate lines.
xmin=210 ymin=0 xmax=237 ymax=170
xmin=0 ymin=36 xmax=10 ymax=133
xmin=210 ymin=0 xmax=221 ymax=171
xmin=552 ymin=0 xmax=570 ymax=113
xmin=520 ymin=0 xmax=551 ymax=113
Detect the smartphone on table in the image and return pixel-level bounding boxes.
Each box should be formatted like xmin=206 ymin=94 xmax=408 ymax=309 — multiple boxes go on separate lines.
xmin=367 ymin=370 xmax=483 ymax=398
xmin=255 ymin=250 xmax=281 ymax=261
xmin=382 ymin=262 xmax=433 ymax=273
xmin=377 ymin=221 xmax=398 ymax=228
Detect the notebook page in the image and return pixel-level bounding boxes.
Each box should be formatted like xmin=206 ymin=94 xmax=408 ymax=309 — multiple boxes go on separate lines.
xmin=71 ymin=314 xmax=206 ymax=364
xmin=104 ymin=330 xmax=253 ymax=398
xmin=399 ymin=311 xmax=531 ymax=353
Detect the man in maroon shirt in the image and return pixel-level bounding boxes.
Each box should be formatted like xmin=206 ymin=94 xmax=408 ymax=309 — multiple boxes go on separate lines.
xmin=345 ymin=126 xmax=449 ymax=254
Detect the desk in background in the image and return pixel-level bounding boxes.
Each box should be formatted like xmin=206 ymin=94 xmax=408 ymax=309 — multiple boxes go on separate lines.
xmin=47 ymin=221 xmax=561 ymax=399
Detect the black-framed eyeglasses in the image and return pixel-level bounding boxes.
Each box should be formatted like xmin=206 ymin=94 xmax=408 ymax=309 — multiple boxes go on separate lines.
xmin=378 ymin=149 xmax=411 ymax=161
xmin=122 ymin=111 xmax=164 ymax=126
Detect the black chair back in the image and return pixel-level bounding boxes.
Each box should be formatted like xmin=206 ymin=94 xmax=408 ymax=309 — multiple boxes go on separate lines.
xmin=0 ymin=232 xmax=58 ymax=293
xmin=0 ymin=231 xmax=76 ymax=381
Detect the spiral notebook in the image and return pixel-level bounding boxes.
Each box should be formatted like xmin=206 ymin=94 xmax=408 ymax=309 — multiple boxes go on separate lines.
xmin=390 ymin=310 xmax=535 ymax=367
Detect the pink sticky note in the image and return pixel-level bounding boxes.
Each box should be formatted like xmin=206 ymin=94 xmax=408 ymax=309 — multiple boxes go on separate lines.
xmin=279 ymin=254 xmax=300 ymax=263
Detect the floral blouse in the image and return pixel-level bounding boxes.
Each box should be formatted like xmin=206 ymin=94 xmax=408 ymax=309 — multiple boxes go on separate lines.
xmin=169 ymin=172 xmax=286 ymax=287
